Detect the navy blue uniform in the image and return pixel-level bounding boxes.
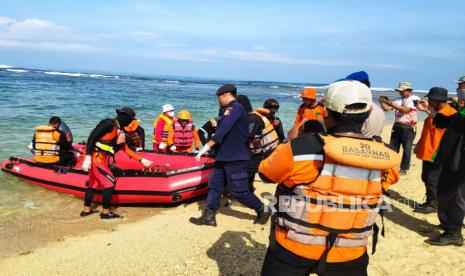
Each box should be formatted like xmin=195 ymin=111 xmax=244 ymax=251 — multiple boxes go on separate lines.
xmin=206 ymin=100 xmax=262 ymax=210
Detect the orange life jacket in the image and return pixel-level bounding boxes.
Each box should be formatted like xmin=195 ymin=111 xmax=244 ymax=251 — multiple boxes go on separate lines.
xmin=416 ymin=104 xmax=457 ymax=161
xmin=152 ymin=114 xmax=174 ymax=144
xmin=173 ymin=120 xmax=194 ymax=148
xmin=92 ymin=121 xmax=126 ymax=160
xmin=274 ymin=134 xmax=400 ymax=263
xmin=294 ymin=104 xmax=325 ymax=128
xmin=33 ymin=125 xmax=61 ymax=163
xmin=249 ymin=109 xmax=279 ymax=154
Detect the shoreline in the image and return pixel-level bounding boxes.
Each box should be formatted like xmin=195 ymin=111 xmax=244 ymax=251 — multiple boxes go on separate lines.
xmin=1 ymin=122 xmax=465 ymax=275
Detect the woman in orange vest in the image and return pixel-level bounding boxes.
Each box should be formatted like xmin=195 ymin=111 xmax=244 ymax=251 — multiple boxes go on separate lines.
xmin=414 ymin=87 xmax=457 ymax=213
xmin=259 ymin=81 xmax=400 ymax=276
xmin=80 ymin=107 xmax=153 ymax=219
xmin=172 ymin=110 xmax=201 ymax=153
xmin=153 ymin=104 xmax=175 ymax=152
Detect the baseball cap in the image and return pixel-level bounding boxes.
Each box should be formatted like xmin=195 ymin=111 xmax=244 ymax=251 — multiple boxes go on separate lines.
xmin=216 ymin=84 xmax=237 ymax=96
xmin=324 ymin=80 xmax=372 ymax=114
xmin=116 ymin=107 xmax=136 ymax=118
xmin=300 ymin=87 xmax=318 ymax=99
xmin=162 ymin=104 xmax=175 ymax=113
xmin=426 ymin=87 xmax=448 ymax=101
xmin=395 ymin=81 xmax=413 ymax=92
xmin=453 ymin=76 xmax=465 ymax=84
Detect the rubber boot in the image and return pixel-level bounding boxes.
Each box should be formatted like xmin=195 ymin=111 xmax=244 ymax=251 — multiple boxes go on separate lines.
xmin=254 ymin=204 xmax=271 ymax=224
xmin=414 ymin=200 xmax=437 ymax=214
xmin=189 ymin=208 xmax=217 ymax=227
xmin=425 ymin=231 xmax=464 ymax=246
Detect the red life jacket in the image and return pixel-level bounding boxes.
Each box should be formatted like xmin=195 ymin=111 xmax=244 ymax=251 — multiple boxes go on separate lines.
xmin=173 ymin=120 xmax=194 ymax=148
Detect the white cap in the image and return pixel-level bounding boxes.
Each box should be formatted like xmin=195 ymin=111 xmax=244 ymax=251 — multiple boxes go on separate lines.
xmin=324 ymin=80 xmax=372 ymax=114
xmin=162 ymin=104 xmax=175 ymax=113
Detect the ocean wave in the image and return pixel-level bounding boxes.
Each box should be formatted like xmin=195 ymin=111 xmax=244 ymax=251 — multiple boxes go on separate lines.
xmin=0 ymin=64 xmax=13 ymax=69
xmin=270 ymin=85 xmax=280 ymax=89
xmin=6 ymin=69 xmax=28 ymax=73
xmin=162 ymin=80 xmax=180 ymax=83
xmin=371 ymin=87 xmax=393 ymax=92
xmin=44 ymin=71 xmax=119 ymax=79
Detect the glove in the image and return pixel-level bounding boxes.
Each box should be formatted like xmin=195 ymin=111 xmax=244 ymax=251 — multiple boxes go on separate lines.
xmin=82 ymin=155 xmax=92 ymax=172
xmin=135 ymin=147 xmax=143 ymax=152
xmin=194 ymin=148 xmax=199 ymax=154
xmin=195 ymin=145 xmax=210 ymax=162
xmin=169 ymin=145 xmax=177 ymax=152
xmin=28 ymin=143 xmax=33 ymax=149
xmin=140 ymin=158 xmax=154 ymax=167
xmin=159 ymin=142 xmax=167 ymax=150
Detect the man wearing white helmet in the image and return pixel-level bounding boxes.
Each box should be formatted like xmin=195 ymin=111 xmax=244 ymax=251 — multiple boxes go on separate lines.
xmin=152 ymin=104 xmax=176 ymax=152
xmin=259 ymin=81 xmax=400 ymax=275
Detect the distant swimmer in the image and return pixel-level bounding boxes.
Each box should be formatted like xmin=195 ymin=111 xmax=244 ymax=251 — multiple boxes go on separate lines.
xmin=80 ymin=107 xmax=153 ymax=219
xmin=152 ymin=104 xmax=176 ymax=152
xmin=190 ymin=84 xmax=271 ymax=226
xmin=379 ymin=81 xmax=420 ymax=175
xmin=259 ymin=81 xmax=400 ymax=275
xmin=32 ymin=116 xmax=75 ymax=166
xmin=124 ymin=119 xmax=145 ymax=151
xmin=172 ymin=109 xmax=201 ymax=153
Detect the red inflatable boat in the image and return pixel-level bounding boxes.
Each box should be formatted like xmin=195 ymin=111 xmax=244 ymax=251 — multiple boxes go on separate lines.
xmin=1 ymin=145 xmax=213 ymax=204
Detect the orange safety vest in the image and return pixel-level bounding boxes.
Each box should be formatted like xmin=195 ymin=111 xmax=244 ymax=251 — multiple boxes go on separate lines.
xmin=250 ymin=109 xmax=279 ymax=154
xmin=173 ymin=120 xmax=194 ymax=148
xmin=273 ymin=134 xmax=400 ymax=263
xmin=125 ymin=119 xmax=142 ymax=148
xmin=415 ymin=104 xmax=457 ymax=161
xmin=152 ymin=114 xmax=174 ymax=144
xmin=33 ymin=125 xmax=61 ymax=163
xmin=92 ymin=122 xmax=126 ymax=163
xmin=294 ymin=104 xmax=325 ymax=128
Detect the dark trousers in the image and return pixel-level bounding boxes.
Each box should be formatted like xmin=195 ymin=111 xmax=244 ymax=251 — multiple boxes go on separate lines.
xmin=58 ymin=152 xmax=76 ymax=166
xmin=206 ymin=161 xmax=262 ymax=211
xmin=421 ymin=161 xmax=442 ymax=207
xmin=437 ymin=168 xmax=465 ymax=233
xmin=389 ymin=123 xmax=415 ymax=171
xmin=247 ymin=152 xmax=271 ymax=190
xmin=261 ymin=239 xmax=368 ymax=276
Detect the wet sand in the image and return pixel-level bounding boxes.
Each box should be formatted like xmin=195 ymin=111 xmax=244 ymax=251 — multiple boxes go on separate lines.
xmin=1 ymin=122 xmax=465 ymax=275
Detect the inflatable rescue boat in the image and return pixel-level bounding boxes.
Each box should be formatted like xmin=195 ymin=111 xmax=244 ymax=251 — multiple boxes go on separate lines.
xmin=1 ymin=145 xmax=213 ymax=204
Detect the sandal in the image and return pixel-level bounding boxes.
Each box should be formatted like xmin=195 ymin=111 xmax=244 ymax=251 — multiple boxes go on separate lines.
xmin=80 ymin=210 xmax=96 ymax=217
xmin=100 ymin=212 xmax=121 ymax=220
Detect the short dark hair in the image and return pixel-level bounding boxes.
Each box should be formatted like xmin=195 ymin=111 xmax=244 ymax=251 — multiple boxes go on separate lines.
xmin=49 ymin=116 xmax=61 ymax=126
xmin=328 ymin=109 xmax=369 ymax=125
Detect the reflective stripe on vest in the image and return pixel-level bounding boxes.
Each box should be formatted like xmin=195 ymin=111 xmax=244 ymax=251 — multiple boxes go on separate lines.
xmin=153 ymin=114 xmax=173 ymax=143
xmin=33 ymin=126 xmax=60 ymax=163
xmin=249 ymin=111 xmax=279 ymax=154
xmin=94 ymin=125 xmax=125 ymax=156
xmin=173 ymin=121 xmax=194 ymax=147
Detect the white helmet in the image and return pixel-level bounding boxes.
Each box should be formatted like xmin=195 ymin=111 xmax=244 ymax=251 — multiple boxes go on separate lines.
xmin=162 ymin=104 xmax=175 ymax=113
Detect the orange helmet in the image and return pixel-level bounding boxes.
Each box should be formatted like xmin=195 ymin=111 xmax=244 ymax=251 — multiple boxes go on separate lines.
xmin=300 ymin=87 xmax=317 ymax=100
xmin=177 ymin=110 xmax=191 ymax=120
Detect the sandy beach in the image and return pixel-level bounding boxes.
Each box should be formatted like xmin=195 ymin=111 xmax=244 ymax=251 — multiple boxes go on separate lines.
xmin=1 ymin=122 xmax=464 ymax=276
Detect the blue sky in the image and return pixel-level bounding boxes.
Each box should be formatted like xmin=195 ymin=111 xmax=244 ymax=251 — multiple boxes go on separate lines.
xmin=0 ymin=0 xmax=464 ymax=89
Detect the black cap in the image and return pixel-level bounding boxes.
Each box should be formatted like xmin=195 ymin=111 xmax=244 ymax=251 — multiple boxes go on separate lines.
xmin=263 ymin=98 xmax=280 ymax=109
xmin=116 ymin=107 xmax=136 ymax=119
xmin=216 ymin=84 xmax=237 ymax=96
xmin=426 ymin=87 xmax=448 ymax=101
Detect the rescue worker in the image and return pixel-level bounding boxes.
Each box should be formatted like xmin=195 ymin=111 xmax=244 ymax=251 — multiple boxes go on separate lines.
xmin=32 ymin=116 xmax=75 ymax=166
xmin=414 ymin=87 xmax=457 ymax=213
xmin=190 ymin=84 xmax=271 ymax=226
xmin=80 ymin=107 xmax=153 ymax=219
xmin=263 ymin=99 xmax=285 ymax=143
xmin=247 ymin=102 xmax=280 ymax=191
xmin=259 ymin=80 xmax=401 ymax=275
xmin=153 ymin=104 xmax=176 ymax=152
xmin=292 ymin=87 xmax=325 ymax=130
xmin=426 ymin=77 xmax=465 ymax=246
xmin=124 ymin=119 xmax=145 ymax=151
xmin=172 ymin=110 xmax=201 ymax=153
